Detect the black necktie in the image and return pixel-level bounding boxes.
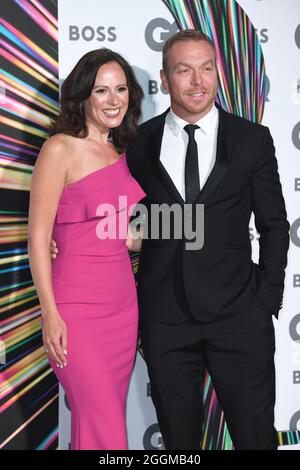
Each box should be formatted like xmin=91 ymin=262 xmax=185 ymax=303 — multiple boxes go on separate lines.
xmin=184 ymin=124 xmax=200 ymax=203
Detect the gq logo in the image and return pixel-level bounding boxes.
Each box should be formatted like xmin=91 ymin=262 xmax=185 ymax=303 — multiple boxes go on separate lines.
xmin=295 ymin=24 xmax=300 ymax=49
xmin=292 ymin=123 xmax=300 ymax=151
xmin=289 ymin=314 xmax=300 ymax=343
xmin=290 ymin=411 xmax=300 ymax=431
xmin=290 ymin=218 xmax=300 ymax=247
xmin=64 ymin=392 xmax=71 ymax=411
xmin=143 ymin=423 xmax=165 ymax=450
xmin=145 ymin=19 xmax=268 ymax=50
xmin=145 ymin=18 xmax=178 ymax=51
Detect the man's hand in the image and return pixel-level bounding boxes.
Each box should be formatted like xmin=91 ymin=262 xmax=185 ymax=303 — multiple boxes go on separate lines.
xmin=50 ymin=238 xmax=58 ymax=259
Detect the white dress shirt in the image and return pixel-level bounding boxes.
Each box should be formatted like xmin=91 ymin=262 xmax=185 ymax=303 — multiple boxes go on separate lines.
xmin=160 ymin=105 xmax=219 ymax=200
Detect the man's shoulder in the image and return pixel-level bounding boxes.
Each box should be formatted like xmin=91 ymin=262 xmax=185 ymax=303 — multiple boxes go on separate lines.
xmin=219 ymin=106 xmax=268 ymax=136
xmin=137 ymin=109 xmax=169 ymax=134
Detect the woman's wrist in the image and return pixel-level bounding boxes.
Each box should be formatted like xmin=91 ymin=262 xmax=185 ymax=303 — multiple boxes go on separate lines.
xmin=41 ymin=307 xmax=60 ymax=319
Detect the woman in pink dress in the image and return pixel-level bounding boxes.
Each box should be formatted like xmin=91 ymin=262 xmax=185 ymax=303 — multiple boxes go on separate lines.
xmin=28 ymin=49 xmax=145 ymax=450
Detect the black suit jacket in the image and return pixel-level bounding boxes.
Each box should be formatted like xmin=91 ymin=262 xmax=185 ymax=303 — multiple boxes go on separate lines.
xmin=126 ymin=105 xmax=290 ymax=323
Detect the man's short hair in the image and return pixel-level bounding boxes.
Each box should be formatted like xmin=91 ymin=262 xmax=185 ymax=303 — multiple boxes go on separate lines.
xmin=162 ymin=29 xmax=216 ymax=72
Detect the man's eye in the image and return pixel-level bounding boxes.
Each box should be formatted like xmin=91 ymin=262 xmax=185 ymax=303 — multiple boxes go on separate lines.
xmin=178 ymin=69 xmax=188 ymax=73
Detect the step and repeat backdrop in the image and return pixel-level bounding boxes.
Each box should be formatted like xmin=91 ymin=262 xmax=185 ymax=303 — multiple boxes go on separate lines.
xmin=1 ymin=0 xmax=299 ymax=450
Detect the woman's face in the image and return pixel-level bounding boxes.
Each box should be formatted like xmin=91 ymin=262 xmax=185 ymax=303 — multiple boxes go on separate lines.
xmin=83 ymin=61 xmax=129 ymax=132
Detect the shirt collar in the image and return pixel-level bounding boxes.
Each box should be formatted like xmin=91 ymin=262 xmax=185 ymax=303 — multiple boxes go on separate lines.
xmin=166 ymin=104 xmax=219 ymax=137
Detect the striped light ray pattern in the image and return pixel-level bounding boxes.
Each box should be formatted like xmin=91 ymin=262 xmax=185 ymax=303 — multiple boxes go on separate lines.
xmin=1 ymin=0 xmax=59 ymax=449
xmin=163 ymin=0 xmax=266 ymax=122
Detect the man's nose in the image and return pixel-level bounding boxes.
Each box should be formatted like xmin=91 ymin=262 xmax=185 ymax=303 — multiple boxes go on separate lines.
xmin=191 ymin=70 xmax=203 ymax=86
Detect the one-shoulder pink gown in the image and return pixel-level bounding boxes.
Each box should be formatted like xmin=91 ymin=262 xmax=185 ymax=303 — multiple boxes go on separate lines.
xmin=49 ymin=154 xmax=145 ymax=450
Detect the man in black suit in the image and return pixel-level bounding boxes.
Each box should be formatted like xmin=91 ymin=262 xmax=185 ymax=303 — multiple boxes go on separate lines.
xmin=126 ymin=30 xmax=289 ymax=450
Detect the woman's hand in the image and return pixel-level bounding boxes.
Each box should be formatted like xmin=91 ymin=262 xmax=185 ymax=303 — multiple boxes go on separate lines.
xmin=42 ymin=312 xmax=68 ymax=368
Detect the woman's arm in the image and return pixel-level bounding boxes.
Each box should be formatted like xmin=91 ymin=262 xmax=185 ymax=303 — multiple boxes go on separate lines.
xmin=28 ymin=135 xmax=69 ymax=367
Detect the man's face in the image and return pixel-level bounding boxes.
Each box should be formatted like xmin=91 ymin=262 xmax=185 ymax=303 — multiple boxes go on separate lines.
xmin=161 ymin=40 xmax=218 ymax=123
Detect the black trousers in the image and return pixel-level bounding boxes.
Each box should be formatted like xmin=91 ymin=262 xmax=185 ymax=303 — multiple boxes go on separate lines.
xmin=140 ymin=305 xmax=277 ymax=450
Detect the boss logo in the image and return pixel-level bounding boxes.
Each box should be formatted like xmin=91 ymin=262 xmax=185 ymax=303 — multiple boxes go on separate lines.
xmin=148 ymin=80 xmax=169 ymax=95
xmin=69 ymin=25 xmax=117 ymax=42
xmin=294 ymin=371 xmax=300 ymax=384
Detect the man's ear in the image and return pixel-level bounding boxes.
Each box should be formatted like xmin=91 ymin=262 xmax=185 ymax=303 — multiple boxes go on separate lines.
xmin=160 ymin=69 xmax=169 ymax=93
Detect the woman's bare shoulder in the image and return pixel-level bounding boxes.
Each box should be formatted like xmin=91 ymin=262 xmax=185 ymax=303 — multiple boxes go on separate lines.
xmin=41 ymin=133 xmax=78 ymax=154
xmin=37 ymin=134 xmax=81 ymax=170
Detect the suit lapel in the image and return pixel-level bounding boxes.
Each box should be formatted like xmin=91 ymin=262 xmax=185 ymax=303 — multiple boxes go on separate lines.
xmin=149 ymin=109 xmax=185 ymax=204
xmin=197 ymin=107 xmax=233 ymax=203
xmin=148 ymin=106 xmax=234 ymax=205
